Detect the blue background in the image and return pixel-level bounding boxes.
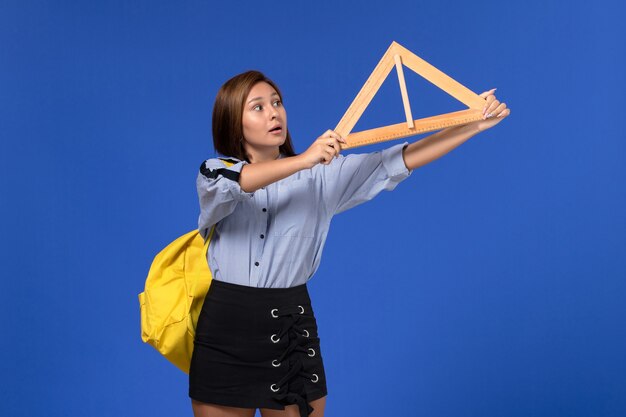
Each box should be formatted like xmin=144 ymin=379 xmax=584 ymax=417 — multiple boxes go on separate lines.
xmin=2 ymin=1 xmax=624 ymax=416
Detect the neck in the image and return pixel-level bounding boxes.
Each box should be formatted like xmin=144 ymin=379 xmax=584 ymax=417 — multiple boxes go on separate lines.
xmin=245 ymin=146 xmax=281 ymax=164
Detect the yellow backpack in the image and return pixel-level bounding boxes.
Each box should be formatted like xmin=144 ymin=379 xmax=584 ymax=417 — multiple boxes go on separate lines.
xmin=138 ymin=158 xmax=234 ymax=374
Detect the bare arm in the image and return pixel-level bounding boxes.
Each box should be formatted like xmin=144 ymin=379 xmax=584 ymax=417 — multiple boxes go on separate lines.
xmin=239 ymin=155 xmax=309 ymax=193
xmin=239 ymin=130 xmax=347 ymax=193
xmin=401 ymin=88 xmax=510 ymax=170
xmin=401 ymin=123 xmax=481 ymax=171
xmin=240 ymin=83 xmax=511 ymax=192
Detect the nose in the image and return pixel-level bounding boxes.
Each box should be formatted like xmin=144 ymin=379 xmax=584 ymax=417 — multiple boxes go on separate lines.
xmin=269 ymin=106 xmax=279 ymax=120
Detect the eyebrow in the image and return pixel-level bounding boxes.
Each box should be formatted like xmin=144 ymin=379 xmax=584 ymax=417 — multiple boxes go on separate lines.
xmin=247 ymin=92 xmax=279 ymax=104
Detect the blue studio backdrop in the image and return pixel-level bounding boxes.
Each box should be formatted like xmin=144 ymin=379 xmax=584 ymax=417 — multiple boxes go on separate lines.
xmin=1 ymin=1 xmax=625 ymax=416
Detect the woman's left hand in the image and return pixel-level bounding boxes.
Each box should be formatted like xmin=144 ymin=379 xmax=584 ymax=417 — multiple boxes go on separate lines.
xmin=468 ymin=88 xmax=511 ymax=132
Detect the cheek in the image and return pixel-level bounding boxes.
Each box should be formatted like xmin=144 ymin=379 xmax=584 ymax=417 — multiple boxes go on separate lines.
xmin=243 ymin=114 xmax=263 ymax=136
xmin=280 ymin=108 xmax=288 ymax=124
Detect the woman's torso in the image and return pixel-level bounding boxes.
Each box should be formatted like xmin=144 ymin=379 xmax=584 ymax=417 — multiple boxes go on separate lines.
xmin=198 ymin=141 xmax=413 ymax=288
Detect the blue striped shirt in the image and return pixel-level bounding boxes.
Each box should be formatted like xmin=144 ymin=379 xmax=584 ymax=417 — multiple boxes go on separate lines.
xmin=197 ymin=141 xmax=413 ymax=288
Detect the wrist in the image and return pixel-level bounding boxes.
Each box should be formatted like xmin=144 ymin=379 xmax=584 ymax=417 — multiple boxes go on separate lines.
xmin=459 ymin=120 xmax=483 ymax=135
xmin=293 ymin=153 xmax=313 ymax=170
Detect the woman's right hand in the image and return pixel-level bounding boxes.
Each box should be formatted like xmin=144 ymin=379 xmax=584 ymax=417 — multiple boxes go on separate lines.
xmin=300 ymin=129 xmax=347 ymax=168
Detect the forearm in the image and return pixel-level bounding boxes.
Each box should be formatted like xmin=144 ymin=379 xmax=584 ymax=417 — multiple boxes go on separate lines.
xmin=239 ymin=155 xmax=309 ymax=193
xmin=401 ymin=123 xmax=481 ymax=171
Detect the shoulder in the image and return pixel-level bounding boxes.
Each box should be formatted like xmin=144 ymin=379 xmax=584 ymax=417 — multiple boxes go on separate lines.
xmin=199 ymin=157 xmax=246 ymax=182
xmin=200 ymin=156 xmax=243 ymax=170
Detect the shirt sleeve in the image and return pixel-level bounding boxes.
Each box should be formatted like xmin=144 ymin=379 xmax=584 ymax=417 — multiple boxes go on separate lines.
xmin=196 ymin=158 xmax=254 ymax=239
xmin=321 ymin=141 xmax=413 ymax=215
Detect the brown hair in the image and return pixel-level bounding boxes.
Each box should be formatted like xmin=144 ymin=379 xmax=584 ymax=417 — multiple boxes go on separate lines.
xmin=212 ymin=70 xmax=297 ymax=163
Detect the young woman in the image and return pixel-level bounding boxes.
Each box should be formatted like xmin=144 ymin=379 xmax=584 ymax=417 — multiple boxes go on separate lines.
xmin=189 ymin=71 xmax=509 ymax=417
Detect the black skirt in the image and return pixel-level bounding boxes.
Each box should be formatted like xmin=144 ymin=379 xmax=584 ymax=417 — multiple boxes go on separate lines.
xmin=189 ymin=279 xmax=328 ymax=417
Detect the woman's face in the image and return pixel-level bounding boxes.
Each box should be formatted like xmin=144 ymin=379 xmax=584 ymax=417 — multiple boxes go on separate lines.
xmin=242 ymin=81 xmax=288 ymax=153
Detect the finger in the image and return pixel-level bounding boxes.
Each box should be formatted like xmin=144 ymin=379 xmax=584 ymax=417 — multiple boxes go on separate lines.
xmin=478 ymin=88 xmax=497 ymax=98
xmin=325 ymin=138 xmax=341 ymax=157
xmin=491 ymin=103 xmax=507 ymax=118
xmin=497 ymin=107 xmax=510 ymax=118
xmin=482 ymin=95 xmax=496 ymax=115
xmin=326 ymin=136 xmax=342 ymax=146
xmin=327 ymin=129 xmax=348 ymax=144
xmin=481 ymin=89 xmax=497 ymax=115
xmin=318 ymin=130 xmax=333 ymax=142
xmin=484 ymin=98 xmax=500 ymax=118
xmin=332 ymin=138 xmax=342 ymax=157
xmin=330 ymin=130 xmax=348 ymax=143
xmin=323 ymin=129 xmax=339 ymax=139
xmin=486 ymin=103 xmax=507 ymax=119
xmin=484 ymin=100 xmax=500 ymax=118
xmin=325 ymin=140 xmax=340 ymax=159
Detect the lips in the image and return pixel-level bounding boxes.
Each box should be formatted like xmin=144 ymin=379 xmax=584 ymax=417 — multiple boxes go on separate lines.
xmin=269 ymin=125 xmax=282 ymax=133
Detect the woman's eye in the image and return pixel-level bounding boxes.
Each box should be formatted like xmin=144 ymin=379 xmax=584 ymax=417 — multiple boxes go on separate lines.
xmin=253 ymin=105 xmax=262 ymax=111
xmin=273 ymin=100 xmax=282 ymax=107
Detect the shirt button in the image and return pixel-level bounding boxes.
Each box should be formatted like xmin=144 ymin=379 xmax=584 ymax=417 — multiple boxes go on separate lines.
xmin=262 ymin=208 xmax=267 ymax=212
xmin=254 ymin=262 xmax=259 ymax=266
xmin=260 ymin=234 xmax=264 ymax=239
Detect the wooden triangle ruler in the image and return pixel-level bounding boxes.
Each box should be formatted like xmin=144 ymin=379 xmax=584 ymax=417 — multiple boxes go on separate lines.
xmin=335 ymin=41 xmax=487 ymax=149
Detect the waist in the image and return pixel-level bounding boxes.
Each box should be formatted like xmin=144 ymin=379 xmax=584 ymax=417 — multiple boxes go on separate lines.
xmin=208 ymin=279 xmax=311 ymax=308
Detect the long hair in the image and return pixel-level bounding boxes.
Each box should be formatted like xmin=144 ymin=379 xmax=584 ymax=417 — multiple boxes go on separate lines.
xmin=212 ymin=70 xmax=297 ymax=163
